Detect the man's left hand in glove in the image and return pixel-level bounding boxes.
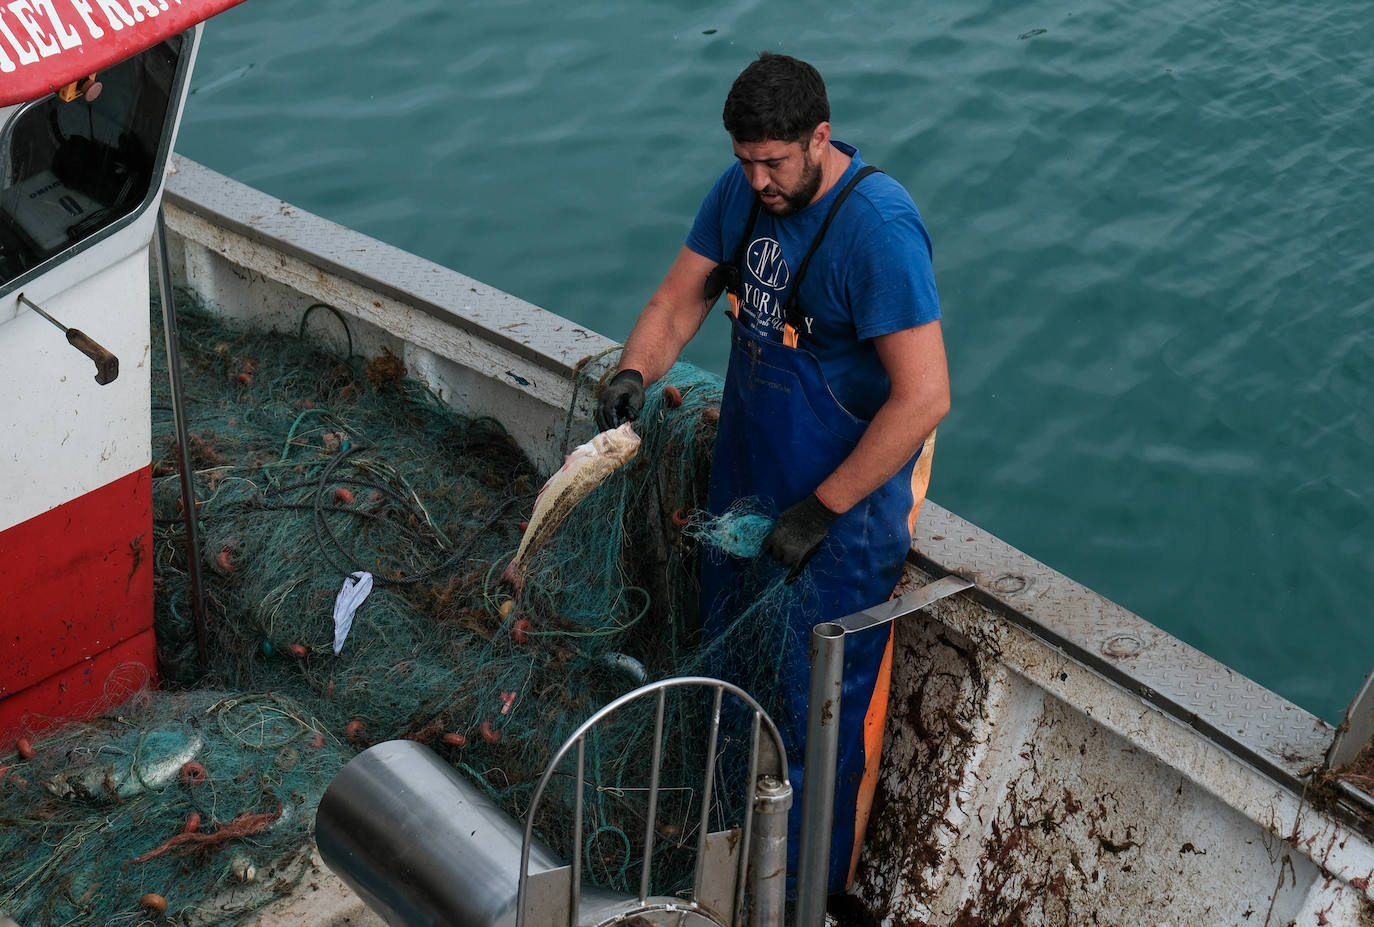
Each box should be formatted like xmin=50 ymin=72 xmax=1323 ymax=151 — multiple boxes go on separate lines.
xmin=762 ymin=492 xmax=842 ymax=584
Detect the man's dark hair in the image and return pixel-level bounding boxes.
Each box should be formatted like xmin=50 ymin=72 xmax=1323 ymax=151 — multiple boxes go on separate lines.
xmin=722 ymin=52 xmax=830 ymax=143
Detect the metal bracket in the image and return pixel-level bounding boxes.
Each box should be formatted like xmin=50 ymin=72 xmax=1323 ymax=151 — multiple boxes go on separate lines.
xmin=1328 ymin=667 xmax=1374 ymax=818
xmin=1329 ymin=667 xmax=1374 ymax=770
xmin=833 ymin=574 xmax=975 ymax=635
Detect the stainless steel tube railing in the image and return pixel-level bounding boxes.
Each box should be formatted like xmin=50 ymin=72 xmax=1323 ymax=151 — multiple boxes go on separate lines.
xmin=517 ymin=675 xmax=791 ymax=927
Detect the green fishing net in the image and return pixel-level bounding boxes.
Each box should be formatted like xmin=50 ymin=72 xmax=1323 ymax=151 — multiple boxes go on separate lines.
xmin=0 ymin=293 xmax=801 ymax=925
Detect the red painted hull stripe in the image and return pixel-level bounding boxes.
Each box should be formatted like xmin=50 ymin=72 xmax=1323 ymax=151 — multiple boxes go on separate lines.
xmin=0 ymin=630 xmax=156 ymax=750
xmin=1 ymin=466 xmax=155 ymax=732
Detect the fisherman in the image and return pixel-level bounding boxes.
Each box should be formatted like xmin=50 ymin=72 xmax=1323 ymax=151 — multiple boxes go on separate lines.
xmin=595 ymin=52 xmax=949 ymax=897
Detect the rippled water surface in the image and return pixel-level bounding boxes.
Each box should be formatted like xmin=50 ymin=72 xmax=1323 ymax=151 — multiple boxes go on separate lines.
xmin=177 ymin=0 xmax=1374 ymax=723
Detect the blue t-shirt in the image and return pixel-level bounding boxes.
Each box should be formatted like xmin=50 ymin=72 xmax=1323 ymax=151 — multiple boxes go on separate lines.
xmin=686 ymin=141 xmax=940 ymax=421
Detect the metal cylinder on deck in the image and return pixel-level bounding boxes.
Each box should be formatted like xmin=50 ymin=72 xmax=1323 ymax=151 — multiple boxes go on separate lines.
xmin=749 ymin=775 xmax=792 ymax=927
xmin=317 ymin=739 xmax=612 ymax=927
xmin=797 ymin=621 xmax=846 ymax=927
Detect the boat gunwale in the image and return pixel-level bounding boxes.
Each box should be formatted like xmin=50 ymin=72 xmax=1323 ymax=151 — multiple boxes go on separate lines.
xmin=904 ymin=505 xmax=1333 ymax=795
xmin=162 ymin=155 xmax=615 ymax=380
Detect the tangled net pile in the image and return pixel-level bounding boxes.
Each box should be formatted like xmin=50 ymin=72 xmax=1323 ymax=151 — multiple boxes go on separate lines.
xmin=0 ymin=295 xmax=805 ymax=926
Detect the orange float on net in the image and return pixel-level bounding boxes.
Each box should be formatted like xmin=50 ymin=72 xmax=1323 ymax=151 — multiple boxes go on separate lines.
xmin=479 ymin=720 xmax=501 ymax=744
xmin=15 ymin=737 xmax=34 ymax=760
xmin=512 ymin=619 xmax=532 ymax=644
xmin=334 ymin=487 xmax=355 ymax=505
xmin=345 ymin=720 xmax=367 ymax=743
xmin=140 ymin=893 xmax=168 ymax=916
xmin=285 ymin=643 xmax=309 ymax=659
xmin=179 ymin=761 xmax=208 ymax=787
xmin=663 ymin=385 xmax=683 ymax=408
xmin=442 ymin=732 xmax=467 ymax=748
xmin=671 ymin=509 xmax=691 ymax=529
xmin=183 ymin=812 xmax=201 ymax=834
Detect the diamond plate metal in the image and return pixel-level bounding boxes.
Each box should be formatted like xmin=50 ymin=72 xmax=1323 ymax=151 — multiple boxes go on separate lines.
xmin=910 ymin=501 xmax=1333 ymax=790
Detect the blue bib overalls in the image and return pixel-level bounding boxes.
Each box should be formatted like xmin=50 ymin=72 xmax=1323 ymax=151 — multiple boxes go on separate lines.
xmin=699 ymin=167 xmax=929 ymax=894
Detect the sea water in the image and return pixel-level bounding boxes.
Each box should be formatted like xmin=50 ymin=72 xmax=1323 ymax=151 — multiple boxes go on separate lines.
xmin=177 ymin=0 xmax=1374 ymax=724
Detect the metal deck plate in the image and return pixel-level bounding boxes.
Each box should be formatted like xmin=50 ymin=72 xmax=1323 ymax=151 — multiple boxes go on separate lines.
xmin=911 ymin=501 xmax=1334 ymax=791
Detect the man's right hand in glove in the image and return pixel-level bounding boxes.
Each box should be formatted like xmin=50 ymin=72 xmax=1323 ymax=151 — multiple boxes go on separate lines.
xmin=595 ymin=369 xmax=645 ymax=431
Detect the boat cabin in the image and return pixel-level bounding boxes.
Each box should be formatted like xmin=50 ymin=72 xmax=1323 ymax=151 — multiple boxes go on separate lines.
xmin=0 ymin=2 xmax=240 ymax=746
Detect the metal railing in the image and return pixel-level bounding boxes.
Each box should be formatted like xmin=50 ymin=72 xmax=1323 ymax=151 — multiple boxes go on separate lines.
xmin=517 ymin=676 xmax=791 ymax=927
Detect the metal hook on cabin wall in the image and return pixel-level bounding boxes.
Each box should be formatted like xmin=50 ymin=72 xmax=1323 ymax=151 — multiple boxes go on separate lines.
xmin=17 ymin=293 xmax=119 ymax=385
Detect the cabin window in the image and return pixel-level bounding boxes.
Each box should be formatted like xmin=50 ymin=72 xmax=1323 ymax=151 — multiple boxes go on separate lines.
xmin=0 ymin=34 xmax=186 ymax=291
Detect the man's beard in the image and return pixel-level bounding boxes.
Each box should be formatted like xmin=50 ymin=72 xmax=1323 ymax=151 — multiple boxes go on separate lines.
xmin=761 ymin=152 xmax=823 ymax=217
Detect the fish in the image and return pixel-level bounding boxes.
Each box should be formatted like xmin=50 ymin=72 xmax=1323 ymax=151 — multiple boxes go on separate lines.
xmin=501 ymin=422 xmax=641 ymax=589
xmin=44 ymin=731 xmax=205 ymax=802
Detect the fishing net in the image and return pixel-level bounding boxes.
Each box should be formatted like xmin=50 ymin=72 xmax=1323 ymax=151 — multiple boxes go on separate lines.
xmin=0 ymin=687 xmax=345 ymax=926
xmin=0 ymin=293 xmax=804 ymax=925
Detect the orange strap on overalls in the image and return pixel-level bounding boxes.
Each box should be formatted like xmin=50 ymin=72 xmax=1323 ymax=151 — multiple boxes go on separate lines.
xmin=849 ymin=426 xmax=936 ymax=887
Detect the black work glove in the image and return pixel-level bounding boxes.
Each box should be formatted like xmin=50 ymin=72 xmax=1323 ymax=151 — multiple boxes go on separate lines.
xmin=762 ymin=493 xmax=841 ymax=584
xmin=595 ymin=369 xmax=645 ymax=432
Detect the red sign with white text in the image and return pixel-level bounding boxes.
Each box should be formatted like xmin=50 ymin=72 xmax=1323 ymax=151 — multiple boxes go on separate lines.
xmin=0 ymin=0 xmax=246 ymax=105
